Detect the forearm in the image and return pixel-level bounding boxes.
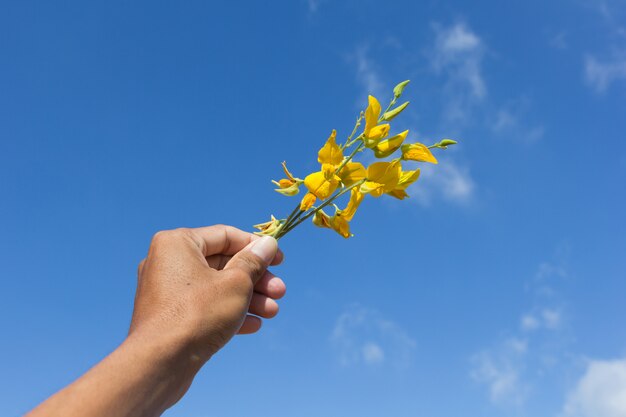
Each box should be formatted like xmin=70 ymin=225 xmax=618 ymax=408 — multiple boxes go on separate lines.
xmin=26 ymin=331 xmax=202 ymax=417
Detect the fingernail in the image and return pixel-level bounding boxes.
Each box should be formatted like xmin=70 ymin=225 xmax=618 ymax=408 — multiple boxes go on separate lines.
xmin=249 ymin=236 xmax=278 ymax=265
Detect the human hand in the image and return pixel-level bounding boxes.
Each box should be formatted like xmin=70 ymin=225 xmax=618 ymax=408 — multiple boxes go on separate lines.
xmin=129 ymin=225 xmax=286 ymax=362
xmin=26 ymin=225 xmax=286 ymax=417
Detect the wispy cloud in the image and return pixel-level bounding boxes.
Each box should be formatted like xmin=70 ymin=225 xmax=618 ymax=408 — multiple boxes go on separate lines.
xmin=585 ymin=54 xmax=626 ymax=92
xmin=430 ymin=22 xmax=486 ymax=124
xmin=330 ymin=304 xmax=416 ymax=369
xmin=471 ymin=337 xmax=530 ymax=406
xmin=490 ymin=98 xmax=545 ymax=143
xmin=351 ymin=45 xmax=386 ymax=100
xmin=470 ymin=252 xmax=570 ymax=408
xmin=582 ymin=1 xmax=626 ymax=93
xmin=410 ymin=157 xmax=475 ymax=206
xmin=563 ymin=357 xmax=626 ymax=417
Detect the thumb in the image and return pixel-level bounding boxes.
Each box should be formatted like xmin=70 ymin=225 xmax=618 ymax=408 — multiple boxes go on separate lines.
xmin=223 ymin=236 xmax=278 ymax=285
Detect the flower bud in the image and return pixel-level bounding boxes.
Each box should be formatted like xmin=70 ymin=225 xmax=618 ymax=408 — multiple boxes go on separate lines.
xmin=382 ymin=101 xmax=409 ymax=121
xmin=432 ymin=139 xmax=458 ymax=149
xmin=393 ymin=80 xmax=410 ymax=98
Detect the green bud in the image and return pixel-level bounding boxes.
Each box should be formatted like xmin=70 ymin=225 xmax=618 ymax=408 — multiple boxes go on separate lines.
xmin=393 ymin=80 xmax=410 ymax=98
xmin=435 ymin=139 xmax=458 ymax=149
xmin=382 ymin=101 xmax=410 ymax=121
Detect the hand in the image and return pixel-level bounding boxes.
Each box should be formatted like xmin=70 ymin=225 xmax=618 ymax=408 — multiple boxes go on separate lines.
xmin=26 ymin=225 xmax=286 ymax=417
xmin=130 ymin=225 xmax=286 ymax=360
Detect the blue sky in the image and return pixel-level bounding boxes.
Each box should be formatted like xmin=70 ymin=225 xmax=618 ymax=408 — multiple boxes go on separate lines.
xmin=1 ymin=1 xmax=625 ymax=416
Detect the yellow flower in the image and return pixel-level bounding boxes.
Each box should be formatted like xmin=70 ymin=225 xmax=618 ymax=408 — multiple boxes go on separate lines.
xmin=271 ymin=161 xmax=302 ymax=196
xmin=336 ymin=188 xmax=364 ymax=221
xmin=401 ymin=143 xmax=438 ymax=164
xmin=300 ymin=192 xmax=317 ymax=211
xmin=318 ymin=129 xmax=343 ymax=166
xmin=329 ymin=215 xmax=351 ymax=238
xmin=253 ymin=215 xmax=281 ymax=236
xmin=363 ymin=95 xmax=390 ymax=148
xmin=360 ymin=160 xmax=402 ymax=197
xmin=300 ymin=129 xmax=345 ymax=210
xmin=338 ymin=162 xmax=366 ymax=186
xmin=311 ymin=189 xmax=363 ymax=238
xmin=312 ymin=209 xmax=331 ymax=228
xmin=386 ymin=169 xmax=420 ymax=200
xmin=373 ymin=130 xmax=409 ymax=158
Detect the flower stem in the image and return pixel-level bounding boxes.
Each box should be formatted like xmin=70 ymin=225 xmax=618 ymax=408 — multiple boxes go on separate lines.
xmin=278 ymin=179 xmax=366 ymax=237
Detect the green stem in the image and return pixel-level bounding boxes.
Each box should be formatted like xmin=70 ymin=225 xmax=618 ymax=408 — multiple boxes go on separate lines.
xmin=343 ymin=113 xmax=363 ymax=149
xmin=272 ymin=204 xmax=301 ymax=239
xmin=279 ymin=179 xmax=366 ymax=237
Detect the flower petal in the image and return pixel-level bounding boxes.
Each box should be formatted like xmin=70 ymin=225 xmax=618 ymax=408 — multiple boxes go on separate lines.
xmin=401 ymin=143 xmax=438 ymax=164
xmin=299 ymin=192 xmax=317 ymax=211
xmin=338 ymin=162 xmax=366 ymax=186
xmin=318 ymin=129 xmax=343 ymax=166
xmin=330 ymin=215 xmax=351 ymax=238
xmin=373 ymin=130 xmax=409 ymax=158
xmin=366 ymin=160 xmax=401 ymax=192
xmin=304 ymin=171 xmax=340 ymax=199
xmin=338 ymin=188 xmax=364 ymax=222
xmin=364 ymin=95 xmax=381 ymax=135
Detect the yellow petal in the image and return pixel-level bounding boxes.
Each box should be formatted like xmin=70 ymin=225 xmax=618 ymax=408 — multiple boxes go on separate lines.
xmin=338 ymin=162 xmax=366 ymax=186
xmin=366 ymin=160 xmax=401 ymax=193
xmin=364 ymin=95 xmax=381 ymax=135
xmin=360 ymin=181 xmax=385 ymax=197
xmin=387 ymin=189 xmax=409 ymax=200
xmin=253 ymin=215 xmax=281 ymax=235
xmin=304 ymin=171 xmax=340 ymax=199
xmin=401 ymin=143 xmax=438 ymax=164
xmin=364 ymin=124 xmax=390 ymax=148
xmin=300 ymin=192 xmax=316 ymax=211
xmin=274 ymin=182 xmax=300 ymax=196
xmin=338 ymin=188 xmax=364 ymax=222
xmin=312 ymin=209 xmax=331 ymax=228
xmin=385 ymin=169 xmax=420 ymax=198
xmin=396 ymin=169 xmax=420 ymax=190
xmin=281 ymin=161 xmax=296 ymax=182
xmin=374 ymin=130 xmax=409 ymax=158
xmin=330 ymin=215 xmax=351 ymax=238
xmin=318 ymin=129 xmax=343 ymax=166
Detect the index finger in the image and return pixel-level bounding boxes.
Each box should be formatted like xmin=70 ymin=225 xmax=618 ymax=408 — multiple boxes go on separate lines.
xmin=189 ymin=225 xmax=284 ymax=265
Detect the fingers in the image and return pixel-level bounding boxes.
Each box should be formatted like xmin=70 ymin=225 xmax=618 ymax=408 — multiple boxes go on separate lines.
xmin=188 ymin=225 xmax=284 ymax=265
xmin=248 ymin=292 xmax=279 ymax=318
xmin=238 ymin=315 xmax=262 ymax=334
xmin=223 ymin=236 xmax=278 ymax=286
xmin=190 ymin=225 xmax=256 ymax=257
xmin=254 ymin=271 xmax=286 ymax=299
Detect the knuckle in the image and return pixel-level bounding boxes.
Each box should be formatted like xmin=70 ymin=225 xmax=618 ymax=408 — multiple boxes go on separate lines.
xmin=137 ymin=259 xmax=146 ymax=276
xmin=151 ymin=230 xmax=171 ymax=246
xmin=225 ymin=268 xmax=253 ymax=293
xmin=150 ymin=228 xmax=190 ymax=249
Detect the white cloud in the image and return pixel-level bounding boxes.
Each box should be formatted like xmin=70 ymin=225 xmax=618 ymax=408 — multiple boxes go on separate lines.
xmin=542 ymin=308 xmax=562 ymax=329
xmin=549 ymin=31 xmax=569 ymax=50
xmin=352 ymin=46 xmax=386 ymax=99
xmin=563 ymin=358 xmax=626 ymax=417
xmin=411 ymin=157 xmax=475 ymax=206
xmin=306 ymin=0 xmax=323 ymax=13
xmin=432 ymin=23 xmax=486 ymax=100
xmin=471 ymin=337 xmax=530 ymax=406
xmin=520 ymin=308 xmax=562 ymax=332
xmin=472 ymin=254 xmax=569 ymax=408
xmin=330 ymin=305 xmax=416 ymax=369
xmin=362 ymin=342 xmax=385 ymax=364
xmin=585 ymin=54 xmax=626 ymax=93
xmin=430 ymin=22 xmax=486 ymax=124
xmin=491 ymin=99 xmax=545 ymax=143
xmin=521 ymin=314 xmax=540 ymax=331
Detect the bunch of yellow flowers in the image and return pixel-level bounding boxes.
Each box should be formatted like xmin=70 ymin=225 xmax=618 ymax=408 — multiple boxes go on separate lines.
xmin=254 ymin=80 xmax=457 ymax=240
